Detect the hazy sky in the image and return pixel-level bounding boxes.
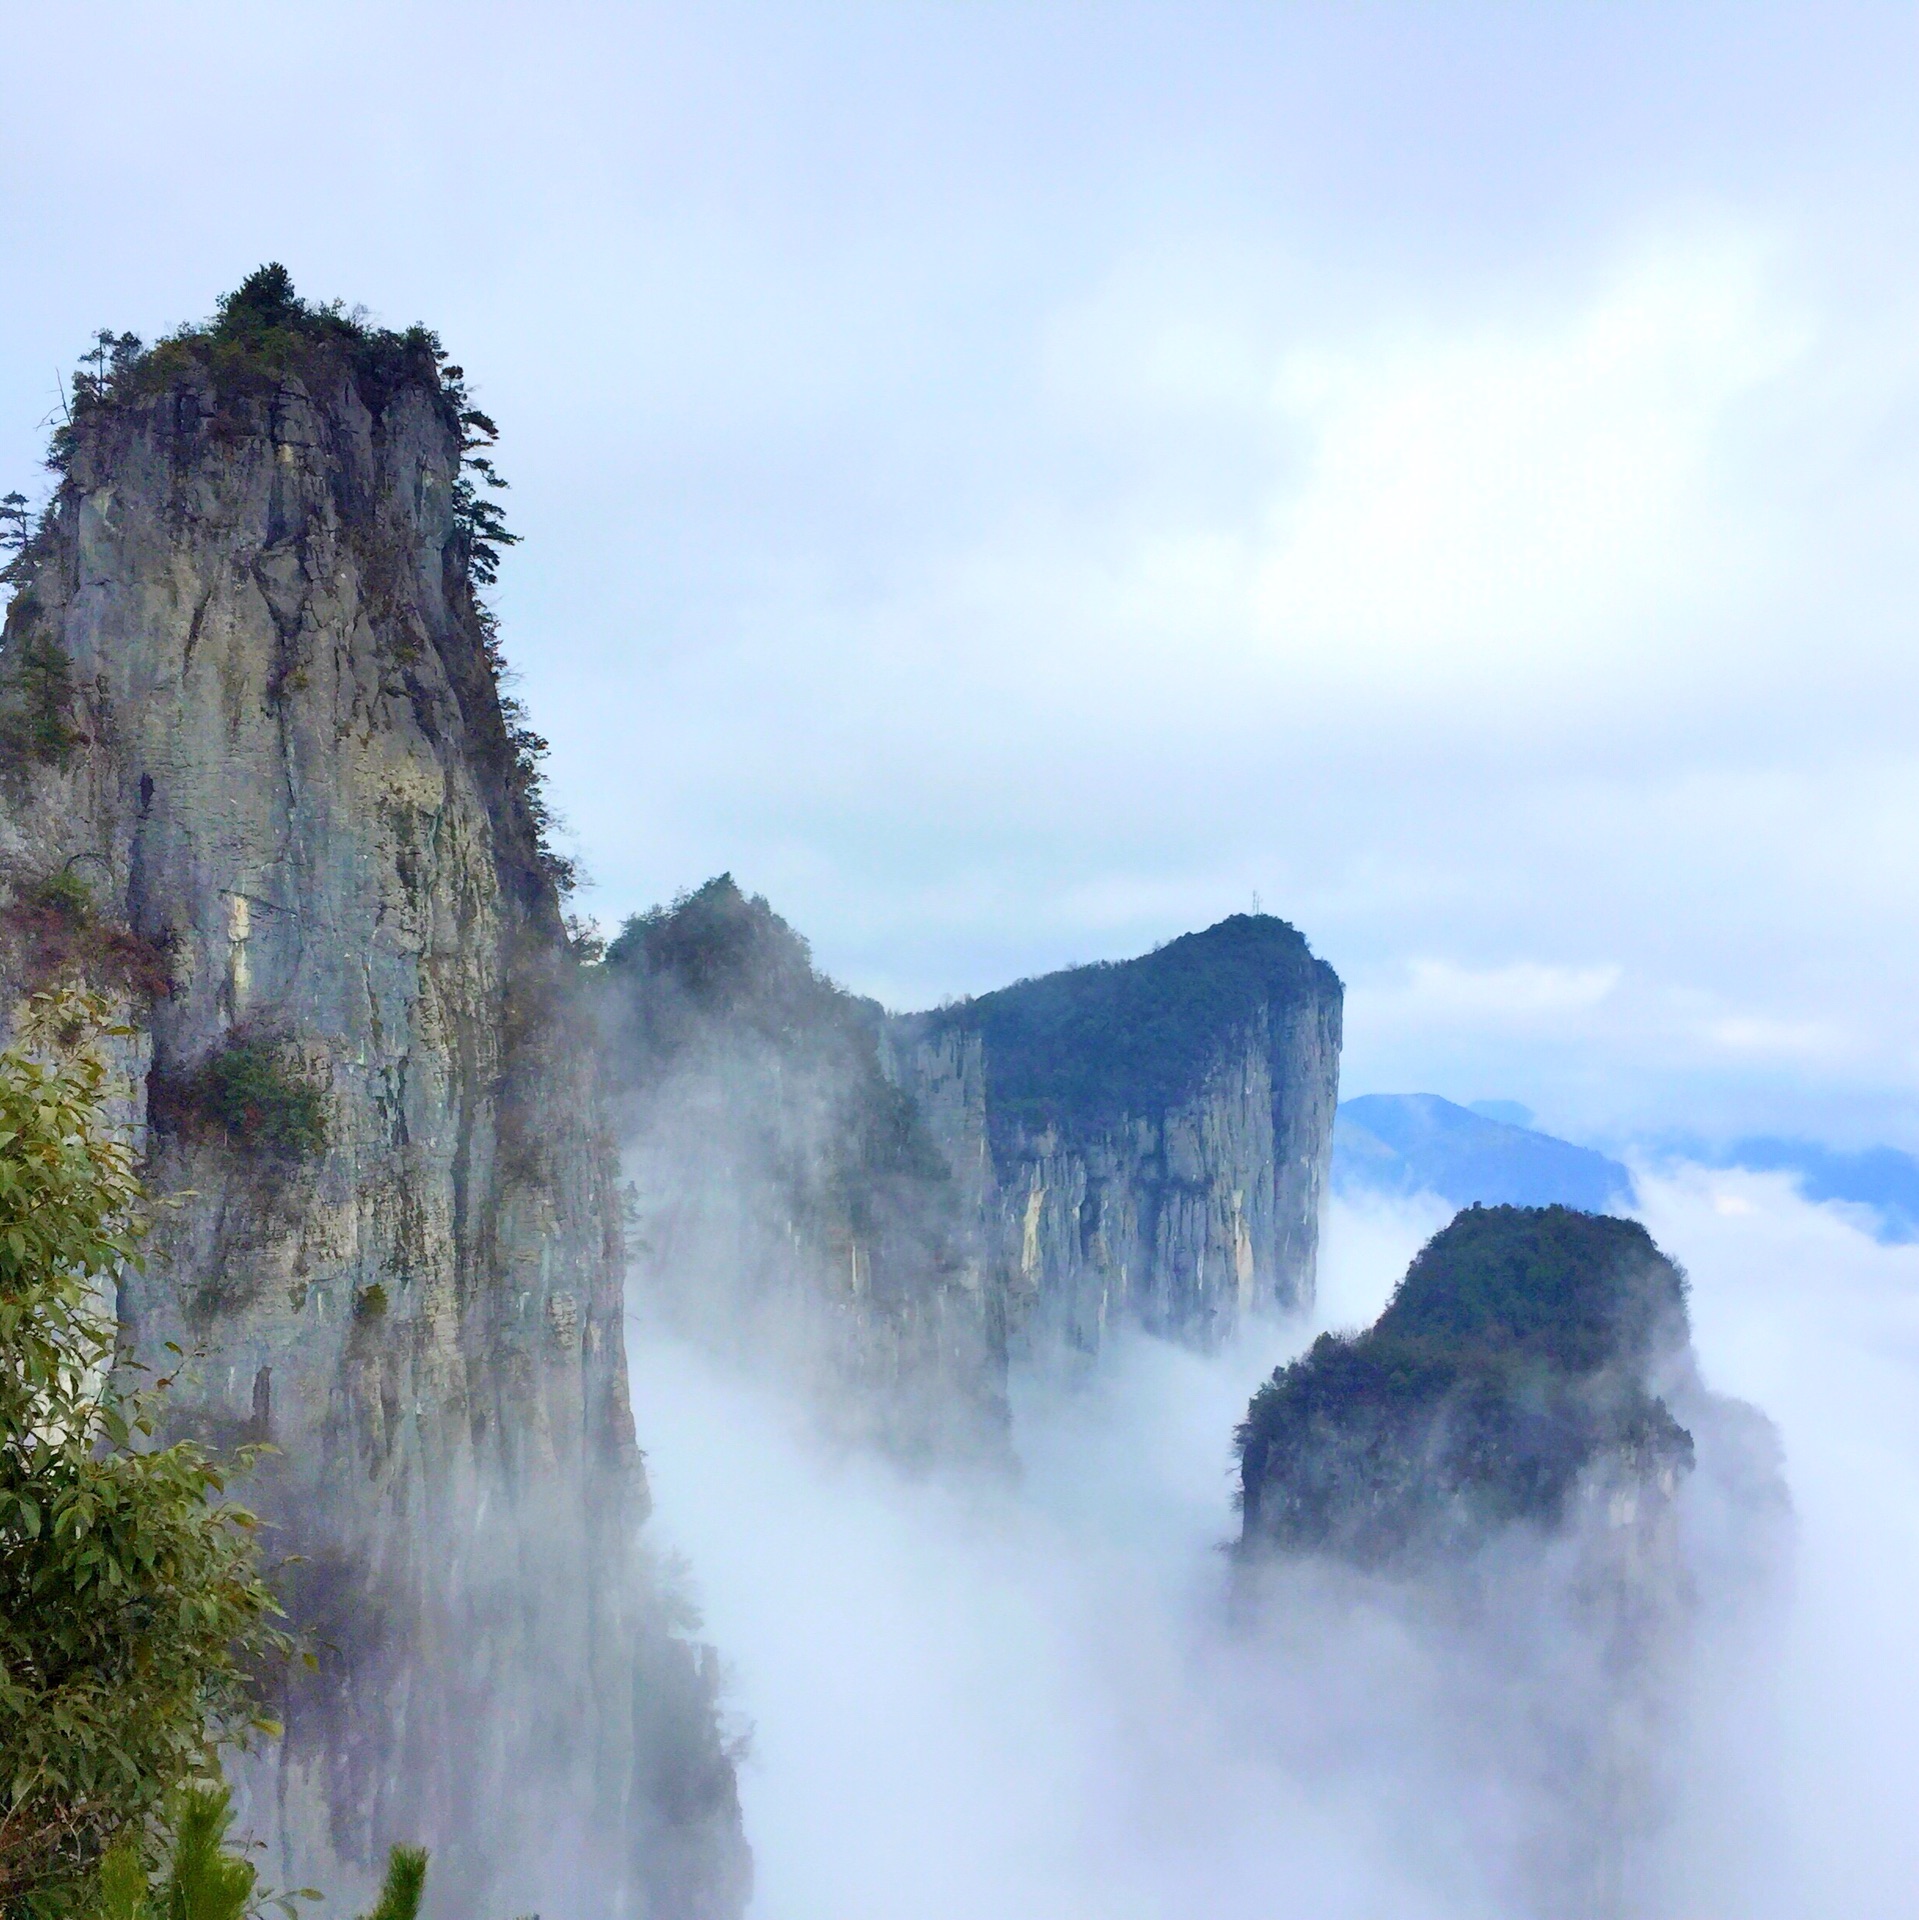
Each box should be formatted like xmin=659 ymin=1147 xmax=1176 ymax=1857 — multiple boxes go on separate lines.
xmin=5 ymin=2 xmax=1918 ymax=1142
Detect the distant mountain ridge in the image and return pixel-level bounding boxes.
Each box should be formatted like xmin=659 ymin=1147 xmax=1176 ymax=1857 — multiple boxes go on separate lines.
xmin=1335 ymin=1094 xmax=1919 ymax=1247
xmin=1647 ymin=1133 xmax=1919 ymax=1244
xmin=1335 ymin=1093 xmax=1634 ymax=1213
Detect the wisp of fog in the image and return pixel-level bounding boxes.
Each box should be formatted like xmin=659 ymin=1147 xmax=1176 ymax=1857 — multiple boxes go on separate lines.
xmin=626 ymin=1179 xmax=1919 ymax=1919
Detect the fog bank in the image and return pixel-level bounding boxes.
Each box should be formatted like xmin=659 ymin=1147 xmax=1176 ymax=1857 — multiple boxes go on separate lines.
xmin=627 ymin=1181 xmax=1919 ymax=1917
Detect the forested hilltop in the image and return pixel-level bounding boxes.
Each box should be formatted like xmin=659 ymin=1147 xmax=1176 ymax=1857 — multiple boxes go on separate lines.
xmin=891 ymin=913 xmax=1342 ymax=1355
xmin=1238 ymin=1205 xmax=1695 ymax=1561
xmin=922 ymin=914 xmax=1338 ymax=1151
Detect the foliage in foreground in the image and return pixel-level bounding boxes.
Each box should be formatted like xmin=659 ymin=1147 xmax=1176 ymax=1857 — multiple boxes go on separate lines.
xmin=96 ymin=1784 xmax=428 ymax=1920
xmin=356 ymin=1847 xmax=427 ymax=1920
xmin=0 ymin=995 xmax=288 ymax=1914
xmin=96 ymin=1786 xmax=260 ymax=1920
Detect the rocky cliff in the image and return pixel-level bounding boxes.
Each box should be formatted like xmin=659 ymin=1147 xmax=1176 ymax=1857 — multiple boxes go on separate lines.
xmin=600 ymin=876 xmax=1005 ymax=1459
xmin=0 ymin=272 xmax=747 ymax=1919
xmin=598 ymin=897 xmax=1338 ymax=1434
xmin=887 ymin=914 xmax=1342 ymax=1360
xmin=1236 ymin=1205 xmax=1786 ymax=1914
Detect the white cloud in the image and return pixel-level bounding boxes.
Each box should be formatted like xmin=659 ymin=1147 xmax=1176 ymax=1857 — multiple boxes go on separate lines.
xmin=1253 ymin=234 xmax=1805 ymax=683
xmin=1353 ymin=957 xmax=1623 ymax=1028
xmin=1705 ymin=1013 xmax=1848 ymax=1059
xmin=8 ymin=4 xmax=1919 ymax=1136
xmin=993 ymin=226 xmax=1809 ymax=721
xmin=628 ymin=1178 xmax=1919 ymax=1917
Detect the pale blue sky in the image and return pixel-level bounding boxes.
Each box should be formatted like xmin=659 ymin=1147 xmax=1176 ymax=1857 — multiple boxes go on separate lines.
xmin=5 ymin=2 xmax=1919 ymax=1144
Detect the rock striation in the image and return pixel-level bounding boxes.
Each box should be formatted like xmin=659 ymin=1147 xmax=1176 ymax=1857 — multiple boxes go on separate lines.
xmin=888 ymin=914 xmax=1342 ymax=1361
xmin=0 ymin=273 xmax=747 ymax=1919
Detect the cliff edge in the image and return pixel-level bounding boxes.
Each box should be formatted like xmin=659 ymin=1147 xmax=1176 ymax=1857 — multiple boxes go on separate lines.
xmin=890 ymin=914 xmax=1342 ymax=1359
xmin=0 ymin=271 xmax=748 ymax=1920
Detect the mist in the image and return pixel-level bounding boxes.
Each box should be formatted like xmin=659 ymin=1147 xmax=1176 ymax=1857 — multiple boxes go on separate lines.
xmin=626 ymin=1179 xmax=1919 ymax=1919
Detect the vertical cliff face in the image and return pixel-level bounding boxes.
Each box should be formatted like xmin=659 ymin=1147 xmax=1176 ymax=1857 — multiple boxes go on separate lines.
xmin=0 ymin=281 xmax=747 ymax=1919
xmin=602 ymin=877 xmax=1005 ymax=1459
xmin=887 ymin=914 xmax=1342 ymax=1360
xmin=600 ymin=895 xmax=1337 ymax=1435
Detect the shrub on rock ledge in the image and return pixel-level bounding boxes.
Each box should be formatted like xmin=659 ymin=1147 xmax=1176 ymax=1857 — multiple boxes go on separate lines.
xmin=159 ymin=1034 xmax=328 ymax=1162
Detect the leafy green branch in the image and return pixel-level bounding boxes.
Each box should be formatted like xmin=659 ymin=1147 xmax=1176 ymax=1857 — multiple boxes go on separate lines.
xmin=0 ymin=993 xmax=291 ymax=1913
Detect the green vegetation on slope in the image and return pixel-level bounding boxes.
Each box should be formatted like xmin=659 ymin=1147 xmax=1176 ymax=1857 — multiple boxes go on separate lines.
xmin=1369 ymin=1202 xmax=1685 ymax=1373
xmin=924 ymin=913 xmax=1337 ymax=1146
xmin=0 ymin=630 xmax=81 ymax=773
xmin=604 ymin=874 xmax=949 ymax=1200
xmin=155 ymin=1034 xmax=329 ymax=1164
xmin=1238 ymin=1205 xmax=1695 ymax=1563
xmin=607 ymin=872 xmax=836 ymax=1044
xmin=0 ymin=995 xmax=287 ymax=1914
xmin=0 ymin=871 xmax=171 ymax=1001
xmin=61 ymin=263 xmax=518 ymax=587
xmin=59 ymin=265 xmax=444 ymax=458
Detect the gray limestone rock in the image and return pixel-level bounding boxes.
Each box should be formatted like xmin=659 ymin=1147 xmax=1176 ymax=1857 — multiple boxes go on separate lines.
xmin=887 ymin=915 xmax=1343 ymax=1362
xmin=0 ymin=296 xmax=747 ymax=1920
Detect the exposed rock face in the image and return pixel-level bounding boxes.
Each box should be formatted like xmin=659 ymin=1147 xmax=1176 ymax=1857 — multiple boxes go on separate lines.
xmin=887 ymin=915 xmax=1342 ymax=1360
xmin=1236 ymin=1205 xmax=1786 ymax=1916
xmin=602 ymin=877 xmax=1005 ymax=1459
xmin=0 ymin=284 xmax=747 ymax=1919
xmin=601 ymin=896 xmax=1337 ymax=1437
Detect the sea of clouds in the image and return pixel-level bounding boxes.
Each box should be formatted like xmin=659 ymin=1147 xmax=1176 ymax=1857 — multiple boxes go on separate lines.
xmin=626 ymin=1175 xmax=1919 ymax=1919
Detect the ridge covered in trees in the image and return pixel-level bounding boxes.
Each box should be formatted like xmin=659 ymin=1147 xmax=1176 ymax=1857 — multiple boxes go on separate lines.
xmin=922 ymin=913 xmax=1337 ymax=1149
